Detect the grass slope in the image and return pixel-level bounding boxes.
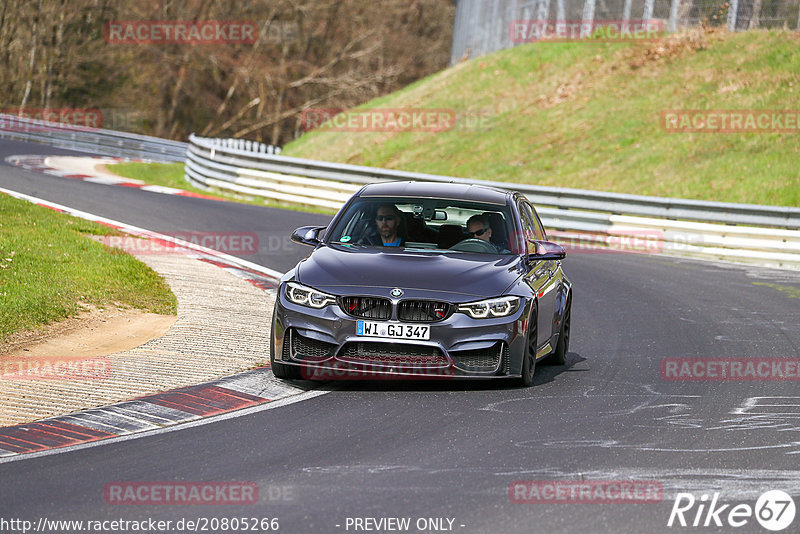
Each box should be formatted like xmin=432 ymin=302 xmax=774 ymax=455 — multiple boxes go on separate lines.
xmin=282 ymin=29 xmax=800 ymax=207
xmin=0 ymin=194 xmax=177 ymax=344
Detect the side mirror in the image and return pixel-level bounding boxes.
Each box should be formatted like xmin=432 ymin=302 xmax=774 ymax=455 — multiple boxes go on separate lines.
xmin=528 ymin=240 xmax=566 ymax=260
xmin=291 ymin=226 xmax=326 ymax=247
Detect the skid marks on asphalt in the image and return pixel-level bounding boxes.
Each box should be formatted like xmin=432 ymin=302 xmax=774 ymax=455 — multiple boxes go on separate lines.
xmin=498 ymin=385 xmax=800 ymax=455
xmin=298 ymin=464 xmax=800 ymax=501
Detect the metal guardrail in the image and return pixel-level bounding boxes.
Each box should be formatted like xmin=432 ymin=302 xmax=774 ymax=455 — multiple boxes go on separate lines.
xmin=186 ymin=134 xmax=800 ymax=227
xmin=186 ymin=133 xmax=800 ymax=270
xmin=1 ymin=118 xmax=796 ymax=270
xmin=0 ymin=114 xmax=186 ymax=162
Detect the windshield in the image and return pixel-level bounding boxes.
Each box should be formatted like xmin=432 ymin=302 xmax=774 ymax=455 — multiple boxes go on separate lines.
xmin=326 ymin=196 xmax=518 ymax=255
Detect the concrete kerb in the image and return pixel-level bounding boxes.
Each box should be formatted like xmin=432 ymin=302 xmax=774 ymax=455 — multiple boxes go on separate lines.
xmin=0 ymin=186 xmax=318 ymax=458
xmin=5 ymin=154 xmax=226 ymax=201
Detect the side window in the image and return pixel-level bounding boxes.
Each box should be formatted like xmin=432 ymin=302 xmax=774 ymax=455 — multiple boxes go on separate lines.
xmin=524 ymin=202 xmax=546 ymax=241
xmin=518 ymin=202 xmax=537 ymax=253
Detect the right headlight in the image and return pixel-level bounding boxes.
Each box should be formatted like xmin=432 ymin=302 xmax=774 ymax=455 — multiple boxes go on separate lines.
xmin=457 ymin=296 xmax=520 ymax=319
xmin=285 ymin=282 xmax=336 ymax=309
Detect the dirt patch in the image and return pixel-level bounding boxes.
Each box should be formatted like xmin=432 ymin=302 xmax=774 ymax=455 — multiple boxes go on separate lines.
xmin=95 ymin=162 xmax=125 ymax=178
xmin=626 ymin=27 xmax=717 ymax=70
xmin=1 ymin=305 xmax=176 ymax=359
xmin=95 ymin=163 xmax=114 ymax=175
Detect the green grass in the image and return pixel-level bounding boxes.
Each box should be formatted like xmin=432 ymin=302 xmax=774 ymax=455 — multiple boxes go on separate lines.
xmin=0 ymin=194 xmax=177 ymax=344
xmin=111 ymin=162 xmax=189 ymax=191
xmin=282 ymin=29 xmax=800 ymax=207
xmin=109 ymin=162 xmax=336 ymax=215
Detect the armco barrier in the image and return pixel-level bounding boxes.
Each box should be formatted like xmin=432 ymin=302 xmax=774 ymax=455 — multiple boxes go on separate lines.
xmin=185 ymin=134 xmax=800 ymax=270
xmin=0 ymin=113 xmax=186 ymax=162
xmin=2 ymin=116 xmax=797 ymax=271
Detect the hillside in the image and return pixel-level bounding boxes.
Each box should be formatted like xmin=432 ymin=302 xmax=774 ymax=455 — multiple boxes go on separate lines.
xmin=282 ymin=29 xmax=800 ymax=207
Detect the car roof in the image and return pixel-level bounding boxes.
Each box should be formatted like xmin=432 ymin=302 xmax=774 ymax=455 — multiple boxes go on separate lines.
xmin=357 ymin=181 xmax=510 ymax=205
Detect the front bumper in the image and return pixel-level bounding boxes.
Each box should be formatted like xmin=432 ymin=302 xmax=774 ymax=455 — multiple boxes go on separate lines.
xmin=271 ymin=288 xmax=529 ymax=380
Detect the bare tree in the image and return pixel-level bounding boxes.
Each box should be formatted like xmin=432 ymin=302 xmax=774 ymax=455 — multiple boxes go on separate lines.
xmin=0 ymin=0 xmax=454 ymax=143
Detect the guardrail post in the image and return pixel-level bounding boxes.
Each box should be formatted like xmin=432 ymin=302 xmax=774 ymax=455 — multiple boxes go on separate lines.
xmin=642 ymin=0 xmax=654 ymax=23
xmin=668 ymin=0 xmax=680 ymax=31
xmin=537 ymin=0 xmax=550 ymax=21
xmin=580 ymin=0 xmax=596 ymax=37
xmin=727 ymin=0 xmax=739 ymax=30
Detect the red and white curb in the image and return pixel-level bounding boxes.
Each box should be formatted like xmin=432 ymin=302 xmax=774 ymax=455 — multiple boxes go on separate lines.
xmin=5 ymin=154 xmax=226 ymax=201
xmin=0 ymin=187 xmax=319 ymax=461
xmin=0 ymin=371 xmax=320 ymax=458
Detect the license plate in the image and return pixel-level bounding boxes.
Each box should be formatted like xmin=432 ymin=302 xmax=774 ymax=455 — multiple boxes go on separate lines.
xmin=356 ymin=320 xmax=430 ymax=340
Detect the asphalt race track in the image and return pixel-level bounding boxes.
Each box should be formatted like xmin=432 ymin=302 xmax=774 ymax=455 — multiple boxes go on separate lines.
xmin=1 ymin=138 xmax=800 ymax=533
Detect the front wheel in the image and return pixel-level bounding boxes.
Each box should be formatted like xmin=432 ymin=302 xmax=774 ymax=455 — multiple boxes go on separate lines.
xmin=517 ymin=305 xmax=537 ymax=387
xmin=547 ymin=295 xmax=571 ymax=366
xmin=271 ymin=360 xmax=301 ymax=380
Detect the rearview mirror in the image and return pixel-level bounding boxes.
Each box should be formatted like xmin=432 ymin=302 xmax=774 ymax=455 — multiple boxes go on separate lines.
xmin=291 ymin=226 xmax=326 ymax=247
xmin=528 ymin=240 xmax=566 ymax=260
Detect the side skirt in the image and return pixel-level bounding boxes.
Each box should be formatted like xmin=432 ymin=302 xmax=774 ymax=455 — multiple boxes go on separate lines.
xmin=535 ymin=342 xmax=553 ymax=360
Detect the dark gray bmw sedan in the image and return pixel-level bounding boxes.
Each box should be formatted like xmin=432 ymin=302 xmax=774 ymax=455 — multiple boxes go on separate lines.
xmin=270 ymin=181 xmax=572 ymax=386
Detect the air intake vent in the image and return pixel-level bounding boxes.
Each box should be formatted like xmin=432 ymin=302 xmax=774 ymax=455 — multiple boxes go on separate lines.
xmin=398 ymin=300 xmax=451 ymax=322
xmin=450 ymin=342 xmax=504 ymax=373
xmin=339 ymin=342 xmax=448 ymax=367
xmin=289 ymin=330 xmax=336 ymax=361
xmin=339 ymin=296 xmax=392 ymax=320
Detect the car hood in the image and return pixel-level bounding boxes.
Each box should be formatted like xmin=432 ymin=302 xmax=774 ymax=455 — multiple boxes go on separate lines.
xmin=296 ymin=244 xmax=522 ymax=299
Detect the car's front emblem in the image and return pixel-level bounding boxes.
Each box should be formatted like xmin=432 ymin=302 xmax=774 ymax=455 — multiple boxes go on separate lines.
xmin=390 ymin=288 xmax=404 ymax=298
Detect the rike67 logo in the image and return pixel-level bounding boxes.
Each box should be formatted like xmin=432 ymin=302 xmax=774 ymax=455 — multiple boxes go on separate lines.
xmin=668 ymin=490 xmax=796 ymax=531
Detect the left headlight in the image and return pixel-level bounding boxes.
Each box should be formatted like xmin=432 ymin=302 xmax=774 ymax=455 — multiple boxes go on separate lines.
xmin=285 ymin=282 xmax=336 ymax=309
xmin=457 ymin=296 xmax=520 ymax=319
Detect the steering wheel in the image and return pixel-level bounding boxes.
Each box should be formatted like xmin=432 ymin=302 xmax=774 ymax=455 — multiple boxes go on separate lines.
xmin=449 ymin=238 xmax=498 ymax=253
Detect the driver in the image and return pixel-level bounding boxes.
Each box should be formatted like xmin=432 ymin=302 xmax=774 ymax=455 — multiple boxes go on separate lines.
xmin=360 ymin=204 xmax=405 ymax=247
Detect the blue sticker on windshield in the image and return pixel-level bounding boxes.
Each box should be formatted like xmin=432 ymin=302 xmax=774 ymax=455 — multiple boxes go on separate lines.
xmin=341 ymin=235 xmax=351 ymax=242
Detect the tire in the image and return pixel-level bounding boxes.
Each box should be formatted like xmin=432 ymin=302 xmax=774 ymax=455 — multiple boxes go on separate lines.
xmin=271 ymin=360 xmax=301 ymax=380
xmin=547 ymin=295 xmax=571 ymax=366
xmin=517 ymin=304 xmax=537 ymax=387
